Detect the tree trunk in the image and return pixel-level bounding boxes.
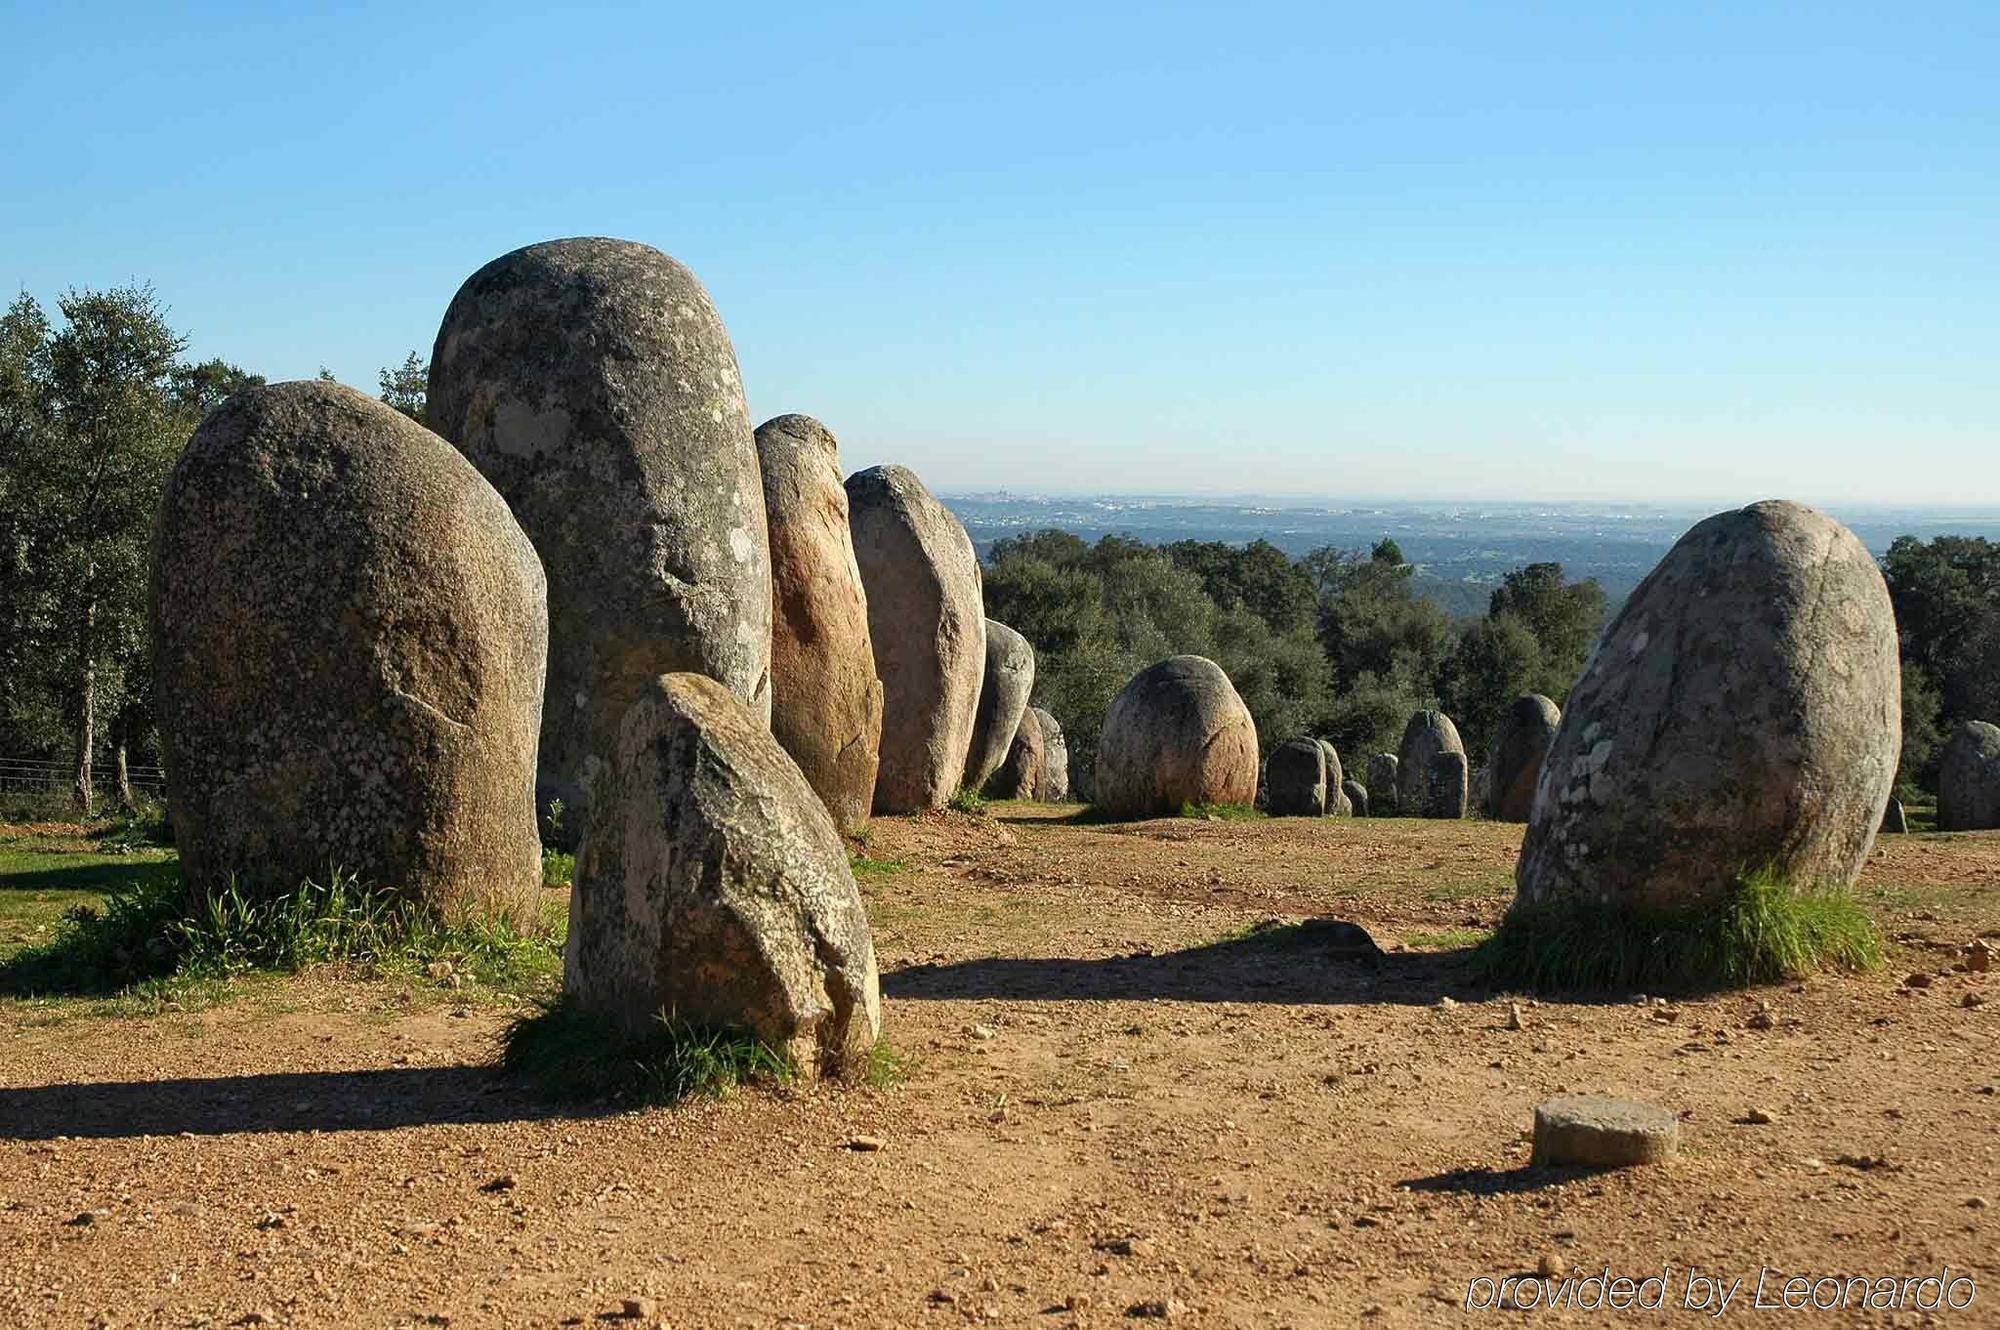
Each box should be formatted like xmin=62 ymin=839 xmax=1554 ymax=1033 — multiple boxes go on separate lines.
xmin=72 ymin=592 xmax=96 ymax=815
xmin=115 ymin=739 xmax=135 ymax=814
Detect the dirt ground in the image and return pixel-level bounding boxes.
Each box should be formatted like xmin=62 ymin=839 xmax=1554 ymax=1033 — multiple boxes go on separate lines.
xmin=2 ymin=807 xmax=1995 ymax=1329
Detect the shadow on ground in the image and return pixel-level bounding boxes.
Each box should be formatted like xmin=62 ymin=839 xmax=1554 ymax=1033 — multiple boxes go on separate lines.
xmin=0 ymin=1065 xmax=606 ymax=1140
xmin=883 ymin=920 xmax=1483 ymax=1006
xmin=1399 ymin=1164 xmax=1610 ymax=1195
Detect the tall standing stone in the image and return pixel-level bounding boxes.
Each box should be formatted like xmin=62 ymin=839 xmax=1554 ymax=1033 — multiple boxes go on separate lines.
xmin=1425 ymin=750 xmax=1469 ymax=819
xmin=754 ymin=414 xmax=881 ymax=834
xmin=1515 ymin=501 xmax=1901 ymax=913
xmin=1317 ymin=741 xmax=1352 ymax=816
xmin=1343 ymin=778 xmax=1370 ymax=817
xmin=1487 ymin=694 xmax=1562 ymax=822
xmin=1367 ymin=753 xmax=1401 ymax=815
xmin=845 ymin=465 xmax=985 ymax=813
xmin=1938 ymin=720 xmax=2000 ymax=831
xmin=1094 ymin=656 xmax=1258 ymax=818
xmin=1266 ymin=738 xmax=1327 ymax=816
xmin=565 ymin=674 xmax=880 ymax=1078
xmin=429 ymin=237 xmax=771 ymax=844
xmin=150 ymin=381 xmax=545 ymax=920
xmin=1033 ymin=707 xmax=1071 ymax=802
xmin=967 ymin=620 xmax=1036 ymax=792
xmin=1397 ymin=711 xmax=1464 ymax=812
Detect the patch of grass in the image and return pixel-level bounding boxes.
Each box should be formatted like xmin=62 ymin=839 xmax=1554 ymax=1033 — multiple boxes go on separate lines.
xmin=1 ymin=869 xmax=562 ymax=1003
xmin=502 ymin=1000 xmax=794 ymax=1105
xmin=1405 ymin=927 xmax=1495 ymax=949
xmin=1179 ymin=802 xmax=1265 ymax=821
xmin=541 ymin=848 xmax=575 ymax=889
xmin=849 ymin=854 xmax=909 ymax=881
xmin=1424 ymin=879 xmax=1500 ymax=902
xmin=1477 ymin=866 xmax=1880 ymax=993
xmin=949 ymin=787 xmax=989 ymax=814
xmin=863 ymin=1039 xmax=910 ymax=1087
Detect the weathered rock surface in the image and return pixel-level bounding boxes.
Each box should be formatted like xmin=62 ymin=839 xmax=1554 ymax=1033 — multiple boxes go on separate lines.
xmin=846 ymin=465 xmax=985 ymax=813
xmin=1317 ymin=741 xmax=1353 ymax=817
xmin=1880 ymin=797 xmax=1908 ymax=834
xmin=151 ymin=381 xmax=545 ymax=919
xmin=1094 ymin=656 xmax=1258 ymax=818
xmin=1531 ymin=1097 xmax=1679 ymax=1167
xmin=1487 ymin=694 xmax=1562 ymax=822
xmin=987 ymin=706 xmax=1045 ymax=800
xmin=755 ymin=414 xmax=881 ymax=834
xmin=1397 ymin=711 xmax=1464 ymax=812
xmin=1425 ymin=750 xmax=1469 ymax=819
xmin=1266 ymin=738 xmax=1327 ymax=816
xmin=1938 ymin=720 xmax=2000 ymax=831
xmin=1343 ymin=778 xmax=1370 ymax=817
xmin=1367 ymin=754 xmax=1401 ymax=815
xmin=1516 ymin=500 xmax=1901 ymax=913
xmin=564 ymin=673 xmax=880 ymax=1077
xmin=967 ymin=621 xmax=1036 ymax=792
xmin=429 ymin=237 xmax=771 ymax=844
xmin=1033 ymin=707 xmax=1071 ymax=802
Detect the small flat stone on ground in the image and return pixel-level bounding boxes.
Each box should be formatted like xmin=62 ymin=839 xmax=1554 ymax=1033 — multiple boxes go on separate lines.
xmin=1531 ymin=1096 xmax=1680 ymax=1167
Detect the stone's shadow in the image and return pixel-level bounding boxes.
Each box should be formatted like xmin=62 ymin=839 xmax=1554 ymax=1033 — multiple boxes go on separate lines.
xmin=1400 ymin=1164 xmax=1612 ymax=1195
xmin=0 ymin=1065 xmax=609 ymax=1141
xmin=883 ymin=921 xmax=1476 ymax=1006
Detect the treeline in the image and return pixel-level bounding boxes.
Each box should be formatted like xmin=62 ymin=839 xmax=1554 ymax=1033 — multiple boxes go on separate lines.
xmin=982 ymin=531 xmax=1606 ymax=785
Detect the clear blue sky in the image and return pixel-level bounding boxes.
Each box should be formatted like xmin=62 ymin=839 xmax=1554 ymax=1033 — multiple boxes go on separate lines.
xmin=4 ymin=2 xmax=1994 ymax=505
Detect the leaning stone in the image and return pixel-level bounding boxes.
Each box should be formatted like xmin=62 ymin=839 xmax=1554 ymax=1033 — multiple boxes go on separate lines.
xmin=1033 ymin=708 xmax=1070 ymax=802
xmin=1266 ymin=738 xmax=1327 ymax=816
xmin=966 ymin=621 xmax=1035 ymax=792
xmin=755 ymin=414 xmax=882 ymax=835
xmin=1938 ymin=720 xmax=2000 ymax=831
xmin=430 ymin=238 xmax=771 ymax=845
xmin=564 ymin=673 xmax=880 ymax=1078
xmin=987 ymin=706 xmax=1045 ymax=800
xmin=846 ymin=465 xmax=985 ymax=813
xmin=1531 ymin=1096 xmax=1680 ymax=1167
xmin=1094 ymin=656 xmax=1258 ymax=818
xmin=150 ymin=381 xmax=545 ymax=920
xmin=1424 ymin=750 xmax=1469 ymax=819
xmin=1317 ymin=741 xmax=1349 ymax=817
xmin=1397 ymin=711 xmax=1465 ymax=811
xmin=1367 ymin=753 xmax=1401 ymax=815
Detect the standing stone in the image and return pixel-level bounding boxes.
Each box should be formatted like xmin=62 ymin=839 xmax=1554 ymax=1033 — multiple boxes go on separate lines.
xmin=1094 ymin=656 xmax=1258 ymax=818
xmin=846 ymin=466 xmax=985 ymax=813
xmin=429 ymin=238 xmax=771 ymax=845
xmin=1425 ymin=750 xmax=1469 ymax=819
xmin=1487 ymin=694 xmax=1562 ymax=822
xmin=1531 ymin=1097 xmax=1680 ymax=1168
xmin=1343 ymin=778 xmax=1370 ymax=817
xmin=1880 ymin=797 xmax=1908 ymax=834
xmin=1516 ymin=501 xmax=1901 ymax=914
xmin=1266 ymin=738 xmax=1327 ymax=816
xmin=987 ymin=706 xmax=1045 ymax=800
xmin=967 ymin=621 xmax=1036 ymax=792
xmin=1367 ymin=753 xmax=1401 ymax=815
xmin=1318 ymin=741 xmax=1353 ymax=817
xmin=150 ymin=381 xmax=545 ymax=920
xmin=755 ymin=415 xmax=881 ymax=834
xmin=1033 ymin=707 xmax=1071 ymax=802
xmin=1397 ymin=711 xmax=1465 ymax=812
xmin=1938 ymin=721 xmax=2000 ymax=831
xmin=565 ymin=673 xmax=880 ymax=1078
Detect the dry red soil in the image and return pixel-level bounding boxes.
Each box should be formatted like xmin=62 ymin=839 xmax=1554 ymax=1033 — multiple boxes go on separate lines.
xmin=3 ymin=807 xmax=1995 ymax=1329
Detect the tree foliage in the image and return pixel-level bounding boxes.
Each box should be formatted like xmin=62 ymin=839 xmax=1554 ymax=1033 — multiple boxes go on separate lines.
xmin=1882 ymin=535 xmax=2000 ymax=785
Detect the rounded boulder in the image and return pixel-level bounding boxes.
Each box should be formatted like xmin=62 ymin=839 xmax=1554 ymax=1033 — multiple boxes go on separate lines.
xmin=755 ymin=414 xmax=882 ymax=834
xmin=1397 ymin=711 xmax=1464 ymax=812
xmin=429 ymin=237 xmax=771 ymax=843
xmin=1938 ymin=720 xmax=2000 ymax=831
xmin=150 ymin=381 xmax=546 ymax=920
xmin=1266 ymin=738 xmax=1326 ymax=817
xmin=845 ymin=465 xmax=985 ymax=813
xmin=1094 ymin=656 xmax=1258 ymax=818
xmin=1515 ymin=500 xmax=1901 ymax=913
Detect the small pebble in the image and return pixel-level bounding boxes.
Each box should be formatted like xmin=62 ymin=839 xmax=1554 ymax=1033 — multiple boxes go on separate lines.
xmin=1538 ymin=1253 xmax=1567 ymax=1278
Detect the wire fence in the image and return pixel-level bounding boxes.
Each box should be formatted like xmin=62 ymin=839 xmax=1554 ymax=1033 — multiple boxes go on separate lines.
xmin=0 ymin=755 xmax=167 ymax=798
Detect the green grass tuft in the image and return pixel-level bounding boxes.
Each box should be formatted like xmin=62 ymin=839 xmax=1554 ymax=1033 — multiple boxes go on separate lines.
xmin=1477 ymin=866 xmax=1880 ymax=993
xmin=849 ymin=854 xmax=908 ymax=881
xmin=862 ymin=1039 xmax=910 ymax=1087
xmin=1179 ymin=801 xmax=1265 ymax=821
xmin=541 ymin=849 xmax=575 ymax=889
xmin=1405 ymin=927 xmax=1495 ymax=950
xmin=502 ymin=1000 xmax=793 ymax=1105
xmin=949 ymin=787 xmax=990 ymax=814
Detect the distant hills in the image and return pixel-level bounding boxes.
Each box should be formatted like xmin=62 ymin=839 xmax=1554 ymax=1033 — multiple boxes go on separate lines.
xmin=943 ymin=493 xmax=2000 ymax=618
